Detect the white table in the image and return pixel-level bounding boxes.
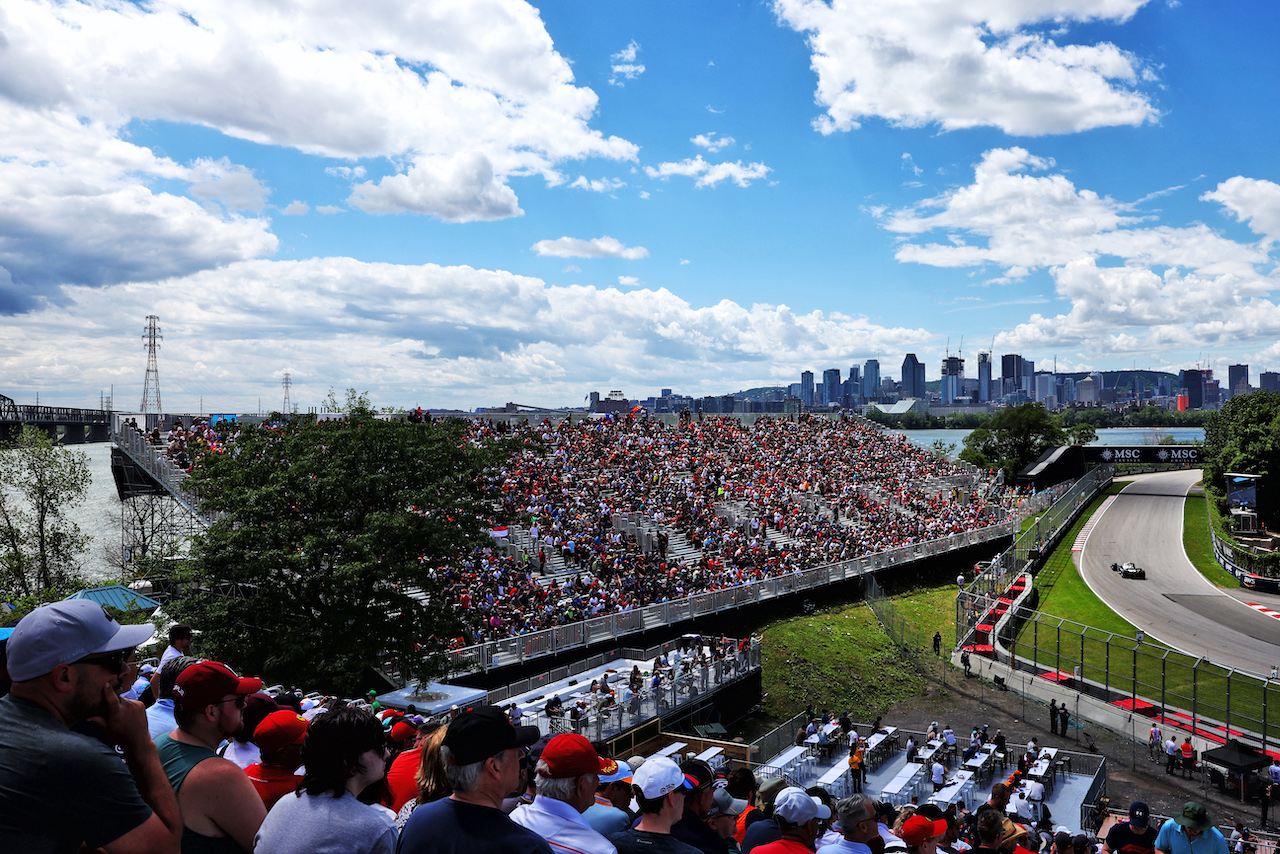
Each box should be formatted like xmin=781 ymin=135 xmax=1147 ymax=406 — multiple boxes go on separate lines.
xmin=805 ymin=722 xmax=840 ymax=745
xmin=759 ymin=744 xmax=810 ymax=778
xmin=914 ymin=739 xmax=944 ymax=764
xmin=817 ymin=762 xmax=852 ymax=798
xmin=652 ymin=741 xmax=687 ymax=759
xmin=929 ymin=770 xmax=975 ymax=808
xmin=881 ymin=764 xmax=923 ymax=806
xmin=696 ymin=746 xmax=724 ymax=768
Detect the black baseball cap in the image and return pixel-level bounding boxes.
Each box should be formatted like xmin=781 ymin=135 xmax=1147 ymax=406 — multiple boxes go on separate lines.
xmin=1128 ymin=802 xmax=1149 ymax=828
xmin=442 ymin=704 xmax=540 ymax=765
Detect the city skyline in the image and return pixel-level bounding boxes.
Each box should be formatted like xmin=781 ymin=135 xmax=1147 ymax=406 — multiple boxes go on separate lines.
xmin=2 ymin=1 xmax=1279 ymax=412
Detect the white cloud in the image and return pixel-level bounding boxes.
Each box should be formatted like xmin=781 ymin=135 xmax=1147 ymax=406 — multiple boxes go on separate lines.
xmin=692 ymin=133 xmax=735 ymax=153
xmin=618 ymin=275 xmax=642 ymax=287
xmin=680 ymin=259 xmax=691 ymax=265
xmin=562 ymin=265 xmax=582 ymax=273
xmin=901 ymin=153 xmax=923 ymax=177
xmin=609 ymin=40 xmax=645 ymax=85
xmin=532 ymin=236 xmax=649 ymax=260
xmin=315 ymin=205 xmax=344 ymax=215
xmin=348 ymin=152 xmax=522 ymax=222
xmin=325 ymin=165 xmax=367 ymax=180
xmin=2 ymin=0 xmax=638 ymax=228
xmin=281 ymin=201 xmax=310 ymax=216
xmin=644 ymin=156 xmax=772 ymax=188
xmin=638 ymin=191 xmax=651 ymax=200
xmin=187 ymin=158 xmax=270 ymax=212
xmin=0 ymin=258 xmax=933 ymax=409
xmin=773 ymin=0 xmax=1158 ymax=135
xmin=0 ymin=104 xmax=277 ymax=312
xmin=570 ymin=176 xmax=626 ymax=193
xmin=1202 ymin=177 xmax=1280 ymax=243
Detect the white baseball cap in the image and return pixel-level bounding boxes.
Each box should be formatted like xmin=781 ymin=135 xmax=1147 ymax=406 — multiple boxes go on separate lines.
xmin=773 ymin=787 xmax=831 ymax=824
xmin=631 ymin=756 xmax=695 ymax=799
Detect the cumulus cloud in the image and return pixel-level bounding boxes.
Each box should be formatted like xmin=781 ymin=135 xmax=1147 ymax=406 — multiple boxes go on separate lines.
xmin=773 ymin=0 xmax=1158 ymax=135
xmin=532 ymin=236 xmax=649 ymax=260
xmin=2 ymin=0 xmax=638 ymax=229
xmin=1202 ymin=177 xmax=1280 ymax=242
xmin=570 ymin=176 xmax=626 ymax=193
xmin=0 ymin=258 xmax=932 ymax=409
xmin=618 ymin=275 xmax=643 ymax=287
xmin=609 ymin=40 xmax=645 ymax=85
xmin=644 ymin=156 xmax=771 ymax=188
xmin=692 ymin=133 xmax=735 ymax=152
xmin=562 ymin=265 xmax=582 ymax=273
xmin=315 ymin=205 xmax=344 ymax=215
xmin=0 ymin=105 xmax=277 ymax=312
xmin=281 ymin=201 xmax=310 ymax=215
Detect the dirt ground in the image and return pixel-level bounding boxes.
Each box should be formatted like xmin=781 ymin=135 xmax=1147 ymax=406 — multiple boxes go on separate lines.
xmin=880 ymin=664 xmax=1269 ymax=837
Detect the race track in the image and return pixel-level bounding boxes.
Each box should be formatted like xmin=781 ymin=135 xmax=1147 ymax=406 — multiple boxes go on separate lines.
xmin=1079 ymin=469 xmax=1280 ymax=677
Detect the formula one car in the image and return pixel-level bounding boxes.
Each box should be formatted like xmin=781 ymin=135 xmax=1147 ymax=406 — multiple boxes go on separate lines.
xmin=1110 ymin=561 xmax=1146 ymax=579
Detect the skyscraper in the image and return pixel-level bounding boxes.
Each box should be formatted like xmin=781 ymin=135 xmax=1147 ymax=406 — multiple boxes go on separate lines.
xmin=863 ymin=359 xmax=880 ymax=402
xmin=1228 ymin=364 xmax=1250 ymax=398
xmin=801 ymin=370 xmax=814 ymax=406
xmin=822 ymin=368 xmax=841 ymax=406
xmin=901 ymin=353 xmax=925 ymax=399
xmin=847 ymin=365 xmax=860 ymax=401
xmin=1179 ymin=369 xmax=1205 ymax=410
xmin=1001 ymin=354 xmax=1024 ymax=397
xmin=977 ymin=352 xmax=992 ymax=402
xmin=1262 ymin=372 xmax=1280 ymax=392
xmin=941 ymin=355 xmax=964 ymax=404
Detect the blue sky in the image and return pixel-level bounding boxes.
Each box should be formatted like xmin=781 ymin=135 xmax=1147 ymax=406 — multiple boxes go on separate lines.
xmin=3 ymin=0 xmax=1279 ymax=411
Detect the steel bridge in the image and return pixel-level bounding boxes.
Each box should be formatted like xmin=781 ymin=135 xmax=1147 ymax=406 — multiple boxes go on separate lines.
xmin=0 ymin=393 xmax=112 ymax=444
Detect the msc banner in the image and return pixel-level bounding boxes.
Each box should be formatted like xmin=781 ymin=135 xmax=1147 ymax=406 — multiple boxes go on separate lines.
xmin=1082 ymin=446 xmax=1203 ymax=465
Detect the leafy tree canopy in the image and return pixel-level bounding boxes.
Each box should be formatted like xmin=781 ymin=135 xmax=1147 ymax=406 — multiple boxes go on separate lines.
xmin=959 ymin=403 xmax=1065 ymax=481
xmin=0 ymin=427 xmax=91 ymax=610
xmin=1203 ymin=391 xmax=1280 ymax=527
xmin=169 ymin=404 xmax=516 ymax=694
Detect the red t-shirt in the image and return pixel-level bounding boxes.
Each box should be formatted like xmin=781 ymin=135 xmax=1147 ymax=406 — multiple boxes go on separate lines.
xmin=753 ymin=838 xmax=815 ymax=854
xmin=384 ymin=746 xmax=423 ymax=812
xmin=244 ymin=763 xmax=302 ymax=811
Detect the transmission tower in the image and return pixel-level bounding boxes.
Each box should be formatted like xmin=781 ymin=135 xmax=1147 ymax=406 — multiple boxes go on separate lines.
xmin=282 ymin=372 xmax=292 ymax=414
xmin=140 ymin=315 xmax=163 ymax=413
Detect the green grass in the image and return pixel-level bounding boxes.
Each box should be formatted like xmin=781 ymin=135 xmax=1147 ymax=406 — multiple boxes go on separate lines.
xmin=761 ymin=603 xmax=926 ymax=719
xmin=1184 ymin=488 xmax=1236 ymax=587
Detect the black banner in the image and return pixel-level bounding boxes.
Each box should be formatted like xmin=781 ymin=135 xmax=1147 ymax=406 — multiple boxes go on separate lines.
xmin=1082 ymin=445 xmax=1202 ymax=465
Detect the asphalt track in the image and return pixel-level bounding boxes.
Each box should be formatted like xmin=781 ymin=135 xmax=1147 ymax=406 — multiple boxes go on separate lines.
xmin=1079 ymin=468 xmax=1280 ymax=678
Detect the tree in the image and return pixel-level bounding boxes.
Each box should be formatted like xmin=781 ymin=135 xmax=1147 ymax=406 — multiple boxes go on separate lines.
xmin=1064 ymin=423 xmax=1098 ymax=447
xmin=959 ymin=403 xmax=1065 ymax=481
xmin=1203 ymin=391 xmax=1280 ymax=527
xmin=168 ymin=408 xmax=515 ymax=693
xmin=0 ymin=427 xmax=92 ymax=603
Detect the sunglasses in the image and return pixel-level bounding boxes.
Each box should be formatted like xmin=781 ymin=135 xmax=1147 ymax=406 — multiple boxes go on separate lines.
xmin=210 ymin=695 xmax=247 ymax=710
xmin=74 ymin=648 xmax=133 ymax=674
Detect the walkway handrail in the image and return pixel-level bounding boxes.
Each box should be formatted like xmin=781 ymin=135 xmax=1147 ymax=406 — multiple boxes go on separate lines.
xmin=110 ymin=418 xmax=212 ymax=526
xmin=446 ymin=517 xmax=1015 ymax=676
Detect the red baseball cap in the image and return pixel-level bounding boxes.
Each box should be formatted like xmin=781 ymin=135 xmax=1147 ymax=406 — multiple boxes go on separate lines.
xmin=254 ymin=710 xmax=308 ymax=753
xmin=538 ymin=734 xmax=611 ymax=779
xmin=172 ymin=660 xmax=263 ymax=712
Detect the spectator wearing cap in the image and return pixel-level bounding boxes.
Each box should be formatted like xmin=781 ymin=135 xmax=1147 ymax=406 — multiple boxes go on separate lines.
xmin=123 ymin=661 xmax=156 ymax=701
xmin=398 ymin=704 xmax=551 ymax=854
xmin=706 ymin=789 xmax=748 ymax=854
xmin=673 ymin=759 xmax=729 ymax=854
xmin=160 ymin=624 xmax=193 ymax=667
xmin=394 ymin=724 xmax=452 ymax=831
xmin=0 ymin=599 xmax=182 ymax=854
xmin=903 ymin=814 xmax=950 ymax=854
xmin=244 ymin=710 xmax=308 ymax=810
xmin=1072 ymin=834 xmax=1097 ymax=854
xmin=608 ymin=756 xmax=699 ymax=854
xmin=997 ymin=820 xmax=1035 ymax=854
xmin=148 ymin=654 xmax=198 ymax=739
xmin=751 ymin=786 xmax=831 ymax=854
xmin=254 ymin=706 xmax=395 ymax=854
xmin=154 ymin=660 xmax=268 ymax=853
xmin=1102 ymin=802 xmax=1155 ymax=854
xmin=585 ymin=756 xmax=636 ymax=837
xmin=221 ymin=692 xmax=280 ymax=770
xmin=1155 ymin=802 xmax=1228 ymax=854
xmin=384 ymin=721 xmax=439 ymax=814
xmin=726 ymin=769 xmax=761 ymax=844
xmin=511 ymin=733 xmax=619 ymax=854
xmin=741 ymin=778 xmax=787 ymax=854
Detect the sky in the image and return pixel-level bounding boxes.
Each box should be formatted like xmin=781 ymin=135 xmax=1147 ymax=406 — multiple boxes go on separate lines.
xmin=3 ymin=0 xmax=1280 ymax=412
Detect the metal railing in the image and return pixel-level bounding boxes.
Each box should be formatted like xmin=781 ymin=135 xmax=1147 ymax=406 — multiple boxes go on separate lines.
xmin=447 ymin=518 xmax=1015 ymax=675
xmin=110 ymin=417 xmax=211 ymax=525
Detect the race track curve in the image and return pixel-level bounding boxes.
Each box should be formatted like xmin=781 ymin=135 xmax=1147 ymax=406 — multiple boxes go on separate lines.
xmin=1079 ymin=468 xmax=1280 ymax=678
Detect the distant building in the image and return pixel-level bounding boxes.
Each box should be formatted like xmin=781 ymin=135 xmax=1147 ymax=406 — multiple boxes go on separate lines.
xmin=1179 ymin=369 xmax=1206 ymax=410
xmin=941 ymin=355 xmax=964 ymax=404
xmin=1228 ymin=364 xmax=1250 ymax=398
xmin=977 ymin=352 xmax=992 ymax=402
xmin=1075 ymin=376 xmax=1098 ymax=404
xmin=593 ymin=390 xmax=632 ymax=414
xmin=846 ymin=365 xmax=861 ymax=401
xmin=801 ymin=371 xmax=815 ymax=407
xmin=901 ymin=353 xmax=926 ymax=399
xmin=1262 ymin=372 xmax=1280 ymax=392
xmin=1001 ymin=354 xmax=1023 ymax=397
xmin=863 ymin=359 xmax=881 ymax=403
xmin=822 ymin=368 xmax=841 ymax=406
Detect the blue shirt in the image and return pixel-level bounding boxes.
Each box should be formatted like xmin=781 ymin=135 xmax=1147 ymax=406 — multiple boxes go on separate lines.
xmin=1155 ymin=822 xmax=1229 ymax=854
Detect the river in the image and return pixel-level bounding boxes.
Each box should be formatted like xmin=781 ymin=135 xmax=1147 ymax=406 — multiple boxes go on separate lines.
xmin=37 ymin=426 xmax=1204 ymax=579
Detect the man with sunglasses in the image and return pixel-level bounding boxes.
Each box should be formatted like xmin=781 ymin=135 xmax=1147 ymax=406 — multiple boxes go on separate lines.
xmin=0 ymin=599 xmax=182 ymax=853
xmin=155 ymin=660 xmax=267 ymax=853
